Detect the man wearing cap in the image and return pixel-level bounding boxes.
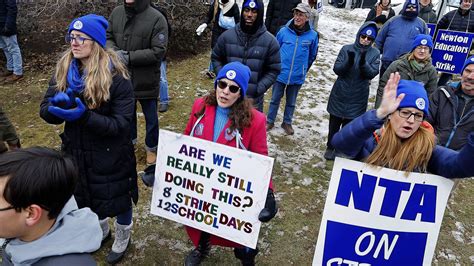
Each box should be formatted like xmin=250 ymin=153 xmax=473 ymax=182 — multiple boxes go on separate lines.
xmin=266 ymin=3 xmax=318 ymax=135
xmin=427 ymin=56 xmax=474 ymax=150
xmin=435 ymin=0 xmax=474 ymax=86
xmin=0 ymin=0 xmax=23 ymax=83
xmin=212 ymin=0 xmax=281 ymax=112
xmin=375 ymin=0 xmax=428 ymax=77
xmin=375 ymin=33 xmax=438 ymax=108
xmin=265 ymin=0 xmax=301 ymax=35
xmin=106 ymin=0 xmax=168 ymax=165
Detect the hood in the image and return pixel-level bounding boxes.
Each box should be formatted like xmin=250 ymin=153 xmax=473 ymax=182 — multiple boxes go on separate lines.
xmin=4 ymin=197 xmax=102 ymax=265
xmin=240 ymin=0 xmax=265 ymax=34
xmin=355 ymin=21 xmax=378 ymax=49
xmin=400 ymin=0 xmax=419 ymax=17
xmin=124 ymin=0 xmax=150 ymax=13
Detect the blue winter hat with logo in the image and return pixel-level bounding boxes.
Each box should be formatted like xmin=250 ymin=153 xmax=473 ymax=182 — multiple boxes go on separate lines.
xmin=397 ymin=80 xmax=429 ymax=115
xmin=215 ymin=62 xmax=251 ymax=99
xmin=461 ymin=55 xmax=474 ymax=73
xmin=243 ymin=0 xmax=260 ymax=9
xmin=68 ymin=14 xmax=108 ymax=48
xmin=360 ymin=25 xmax=377 ymax=39
xmin=411 ymin=34 xmax=433 ymax=51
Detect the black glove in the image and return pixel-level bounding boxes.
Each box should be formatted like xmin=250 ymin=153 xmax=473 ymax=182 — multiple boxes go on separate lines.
xmin=141 ymin=164 xmax=156 ymax=187
xmin=359 ymin=51 xmax=367 ymax=66
xmin=347 ymin=51 xmax=355 ymax=67
xmin=258 ymin=188 xmax=278 ymax=222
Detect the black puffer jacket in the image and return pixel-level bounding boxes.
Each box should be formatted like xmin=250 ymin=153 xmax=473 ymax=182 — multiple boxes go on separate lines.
xmin=0 ymin=0 xmax=17 ymax=36
xmin=327 ymin=22 xmax=381 ymax=119
xmin=205 ymin=1 xmax=240 ymax=49
xmin=106 ymin=0 xmax=168 ymax=100
xmin=265 ymin=0 xmax=301 ymax=35
xmin=437 ymin=8 xmax=474 ymax=33
xmin=427 ymin=84 xmax=474 ymax=151
xmin=40 ymin=75 xmax=138 ymax=219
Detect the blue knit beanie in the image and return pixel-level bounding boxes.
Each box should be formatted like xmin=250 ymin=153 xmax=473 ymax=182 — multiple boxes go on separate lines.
xmin=397 ymin=80 xmax=429 ymax=115
xmin=360 ymin=25 xmax=377 ymax=39
xmin=411 ymin=34 xmax=433 ymax=51
xmin=243 ymin=0 xmax=260 ymax=9
xmin=215 ymin=62 xmax=251 ymax=99
xmin=68 ymin=14 xmax=108 ymax=48
xmin=461 ymin=55 xmax=474 ymax=73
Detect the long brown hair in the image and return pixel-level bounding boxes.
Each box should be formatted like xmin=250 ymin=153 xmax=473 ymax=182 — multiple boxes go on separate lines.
xmin=195 ymin=88 xmax=254 ymax=132
xmin=366 ymin=121 xmax=435 ymax=173
xmin=54 ymin=42 xmax=129 ymax=109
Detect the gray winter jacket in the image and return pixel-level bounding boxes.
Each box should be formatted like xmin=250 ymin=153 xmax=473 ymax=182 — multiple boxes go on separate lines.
xmin=212 ymin=23 xmax=281 ymax=99
xmin=327 ymin=22 xmax=380 ymax=119
xmin=1 ymin=197 xmax=101 ymax=266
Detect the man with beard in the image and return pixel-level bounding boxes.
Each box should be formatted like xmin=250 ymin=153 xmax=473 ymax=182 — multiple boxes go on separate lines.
xmin=106 ymin=0 xmax=168 ymax=166
xmin=427 ymin=56 xmax=474 ymax=150
xmin=375 ymin=0 xmax=428 ymax=77
xmin=212 ymin=0 xmax=281 ymax=112
xmin=436 ymin=0 xmax=474 ymax=86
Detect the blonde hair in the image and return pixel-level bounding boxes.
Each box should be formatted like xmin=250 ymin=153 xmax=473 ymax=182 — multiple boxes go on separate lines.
xmin=408 ymin=51 xmax=431 ymax=63
xmin=54 ymin=42 xmax=129 ymax=109
xmin=366 ymin=121 xmax=435 ymax=173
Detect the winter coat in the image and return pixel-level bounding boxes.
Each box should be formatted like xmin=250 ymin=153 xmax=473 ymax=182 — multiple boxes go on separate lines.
xmin=276 ymin=19 xmax=318 ymax=85
xmin=183 ymin=97 xmax=271 ymax=248
xmin=2 ymin=198 xmax=101 ymax=265
xmin=212 ymin=24 xmax=281 ymax=99
xmin=39 ymin=75 xmax=138 ymax=219
xmin=331 ymin=110 xmax=474 ymax=178
xmin=0 ymin=0 xmax=17 ymax=36
xmin=437 ymin=8 xmax=474 ymax=33
xmin=0 ymin=105 xmax=18 ymax=145
xmin=427 ymin=83 xmax=474 ymax=150
xmin=205 ymin=0 xmax=240 ymax=49
xmin=265 ymin=0 xmax=301 ymax=35
xmin=376 ymin=53 xmax=438 ymax=107
xmin=375 ymin=3 xmax=428 ymax=63
xmin=327 ymin=21 xmax=381 ymax=119
xmin=106 ymin=0 xmax=168 ymax=100
xmin=365 ymin=4 xmax=396 ymax=28
xmin=419 ymin=3 xmax=438 ymax=24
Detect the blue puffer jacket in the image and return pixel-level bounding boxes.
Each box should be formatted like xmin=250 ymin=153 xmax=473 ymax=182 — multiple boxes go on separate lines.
xmin=375 ymin=1 xmax=428 ymax=62
xmin=332 ymin=110 xmax=474 ymax=178
xmin=276 ymin=19 xmax=318 ymax=85
xmin=327 ymin=21 xmax=380 ymax=119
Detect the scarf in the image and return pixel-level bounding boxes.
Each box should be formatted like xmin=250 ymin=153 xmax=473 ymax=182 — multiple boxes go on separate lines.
xmin=409 ymin=59 xmax=425 ymax=72
xmin=67 ymin=59 xmax=85 ymax=93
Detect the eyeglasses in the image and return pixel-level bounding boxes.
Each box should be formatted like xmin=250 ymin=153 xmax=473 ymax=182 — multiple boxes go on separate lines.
xmin=0 ymin=205 xmax=14 ymax=212
xmin=65 ymin=35 xmax=93 ymax=45
xmin=360 ymin=34 xmax=374 ymax=42
xmin=217 ymin=80 xmax=240 ymax=94
xmin=406 ymin=4 xmax=417 ymax=9
xmin=293 ymin=11 xmax=307 ymax=18
xmin=398 ymin=109 xmax=424 ymax=122
xmin=415 ymin=46 xmax=430 ymax=51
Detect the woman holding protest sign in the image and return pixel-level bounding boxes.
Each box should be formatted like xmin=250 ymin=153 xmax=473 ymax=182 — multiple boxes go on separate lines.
xmin=39 ymin=14 xmax=137 ymax=264
xmin=182 ymin=61 xmax=278 ymax=265
xmin=332 ymin=72 xmax=474 ymax=178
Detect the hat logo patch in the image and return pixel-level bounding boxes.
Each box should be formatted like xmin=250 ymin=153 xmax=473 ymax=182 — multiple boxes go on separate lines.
xmin=421 ymin=39 xmax=427 ymax=45
xmin=226 ymin=70 xmax=236 ymax=80
xmin=249 ymin=1 xmax=256 ymax=8
xmin=411 ymin=0 xmax=416 ymax=4
xmin=366 ymin=29 xmax=372 ymax=35
xmin=416 ymin=98 xmax=426 ymax=110
xmin=73 ymin=21 xmax=83 ymax=30
xmin=471 ymin=57 xmax=474 ymax=62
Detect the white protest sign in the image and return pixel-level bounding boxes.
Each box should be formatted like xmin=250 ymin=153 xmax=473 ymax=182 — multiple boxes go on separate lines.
xmin=313 ymin=158 xmax=454 ymax=266
xmin=150 ymin=130 xmax=273 ymax=248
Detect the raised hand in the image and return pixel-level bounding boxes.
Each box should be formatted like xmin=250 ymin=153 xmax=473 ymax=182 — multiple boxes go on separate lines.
xmin=376 ymin=72 xmax=404 ymax=119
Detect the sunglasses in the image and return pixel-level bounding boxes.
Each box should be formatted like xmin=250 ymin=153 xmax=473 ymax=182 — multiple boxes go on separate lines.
xmin=406 ymin=4 xmax=417 ymax=9
xmin=217 ymin=80 xmax=240 ymax=94
xmin=360 ymin=34 xmax=374 ymax=41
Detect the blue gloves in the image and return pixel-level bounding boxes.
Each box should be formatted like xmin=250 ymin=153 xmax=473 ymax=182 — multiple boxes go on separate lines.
xmin=48 ymin=97 xmax=87 ymax=122
xmin=50 ymin=88 xmax=76 ymax=109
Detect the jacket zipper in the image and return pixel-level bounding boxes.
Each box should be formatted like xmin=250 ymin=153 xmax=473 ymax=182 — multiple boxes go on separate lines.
xmin=287 ymin=36 xmax=299 ymax=85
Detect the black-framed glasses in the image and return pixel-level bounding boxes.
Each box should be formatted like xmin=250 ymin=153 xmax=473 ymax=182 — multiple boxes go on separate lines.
xmin=217 ymin=80 xmax=240 ymax=94
xmin=398 ymin=109 xmax=424 ymax=122
xmin=65 ymin=35 xmax=93 ymax=45
xmin=360 ymin=34 xmax=374 ymax=41
xmin=0 ymin=205 xmax=14 ymax=212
